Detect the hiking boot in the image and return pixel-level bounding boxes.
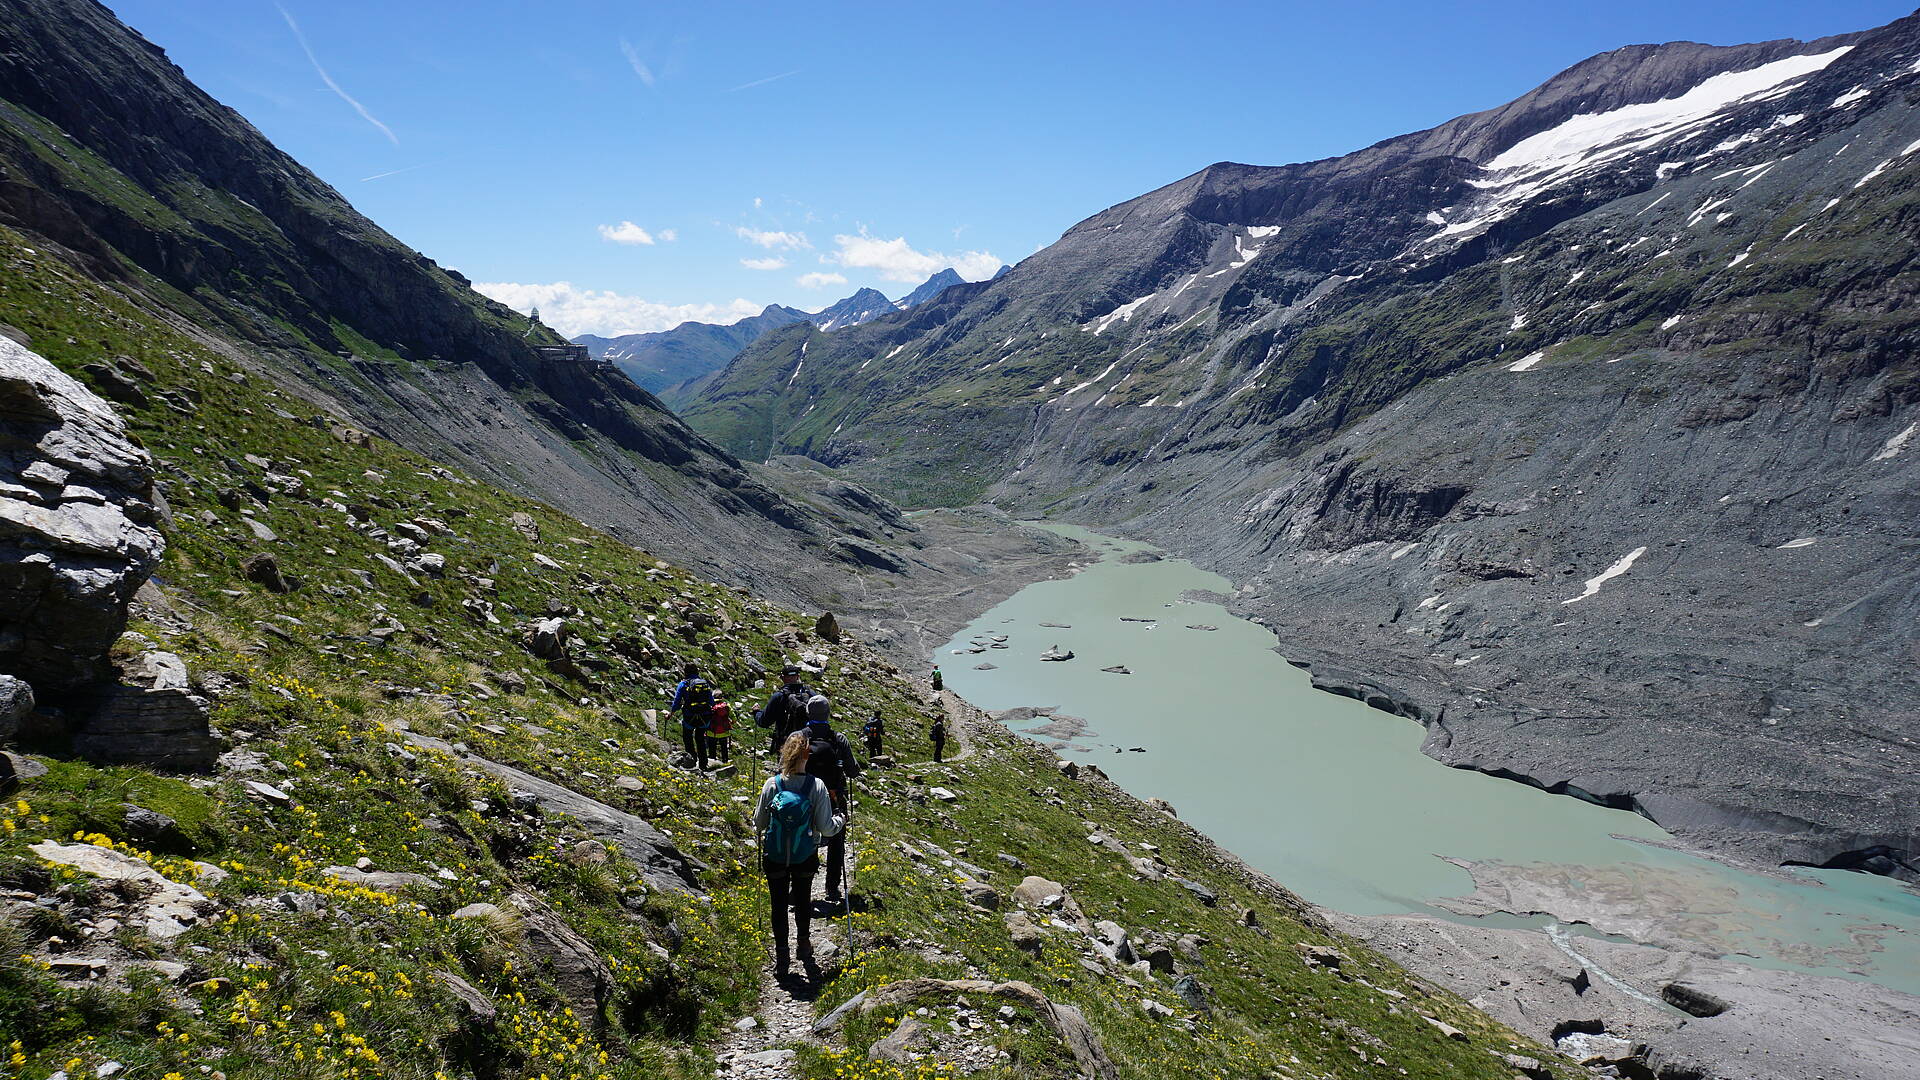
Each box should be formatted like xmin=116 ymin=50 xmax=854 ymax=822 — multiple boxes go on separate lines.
xmin=774 ymin=943 xmax=790 ymax=971
xmin=795 ymin=938 xmax=813 ymax=963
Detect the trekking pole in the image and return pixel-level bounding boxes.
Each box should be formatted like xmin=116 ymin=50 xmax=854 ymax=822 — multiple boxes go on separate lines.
xmin=842 ymin=795 xmax=857 ymax=957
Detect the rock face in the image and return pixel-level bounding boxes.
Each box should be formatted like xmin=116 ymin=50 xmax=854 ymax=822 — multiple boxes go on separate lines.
xmin=1 ymin=336 xmax=162 ymax=694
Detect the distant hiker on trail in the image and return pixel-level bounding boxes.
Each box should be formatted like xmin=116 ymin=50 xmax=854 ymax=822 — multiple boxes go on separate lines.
xmin=862 ymin=712 xmax=884 ymax=758
xmin=757 ymin=665 xmax=814 ymax=758
xmin=802 ymin=694 xmax=863 ymax=903
xmin=931 ymin=665 xmax=943 ymax=692
xmin=930 ymin=715 xmax=947 ymax=763
xmin=668 ymin=662 xmax=715 ymax=770
xmin=754 ymin=731 xmax=843 ymax=971
xmin=706 ymin=696 xmax=733 ymax=763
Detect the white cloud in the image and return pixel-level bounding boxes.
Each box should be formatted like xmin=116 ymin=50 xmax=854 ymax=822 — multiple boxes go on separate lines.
xmin=658 ymin=228 xmax=677 ymax=242
xmin=796 ymin=272 xmax=847 ymax=289
xmin=753 ymin=197 xmax=764 ymax=209
xmin=741 ymin=257 xmax=788 ymax=271
xmin=597 ymin=221 xmax=656 ymax=246
xmin=736 ymin=226 xmax=810 ymax=250
xmin=618 ymin=39 xmax=656 ymax=87
xmin=827 ymin=230 xmax=1001 ymax=283
xmin=473 ymin=281 xmax=762 ymax=337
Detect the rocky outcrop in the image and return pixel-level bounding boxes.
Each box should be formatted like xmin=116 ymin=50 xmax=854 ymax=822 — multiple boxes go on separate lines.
xmin=402 ymin=730 xmax=703 ymax=895
xmin=507 ymin=892 xmax=614 ymax=1029
xmin=1 ymin=336 xmax=161 ymax=694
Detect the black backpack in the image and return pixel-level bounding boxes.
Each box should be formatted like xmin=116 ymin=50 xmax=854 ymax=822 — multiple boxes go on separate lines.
xmin=679 ymin=677 xmax=714 ymax=720
xmin=777 ymin=684 xmax=814 ymax=733
xmin=806 ymin=732 xmax=848 ymax=791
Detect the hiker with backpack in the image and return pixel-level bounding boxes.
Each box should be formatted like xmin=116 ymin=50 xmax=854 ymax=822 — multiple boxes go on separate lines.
xmin=754 ymin=730 xmax=843 ymax=970
xmin=707 ymin=696 xmax=733 ymax=763
xmin=931 ymin=665 xmax=943 ymax=692
xmin=862 ymin=712 xmax=884 ymax=759
xmin=668 ymin=662 xmax=715 ymax=770
xmin=802 ymin=694 xmax=863 ymax=904
xmin=757 ymin=665 xmax=814 ymax=758
xmin=930 ymin=715 xmax=947 ymax=763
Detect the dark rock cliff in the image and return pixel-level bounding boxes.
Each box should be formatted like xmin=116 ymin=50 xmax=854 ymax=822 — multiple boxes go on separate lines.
xmin=0 ymin=0 xmax=963 ymax=613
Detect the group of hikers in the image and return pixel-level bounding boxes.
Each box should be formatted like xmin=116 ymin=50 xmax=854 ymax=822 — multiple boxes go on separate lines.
xmin=664 ymin=660 xmax=950 ymax=971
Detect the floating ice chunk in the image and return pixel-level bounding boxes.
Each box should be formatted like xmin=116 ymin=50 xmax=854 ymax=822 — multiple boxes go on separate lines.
xmin=1871 ymin=421 xmax=1917 ymax=462
xmin=1776 ymin=538 xmax=1818 ymax=549
xmin=1508 ymin=350 xmax=1546 ymax=372
xmin=1562 ymin=546 xmax=1647 ymax=605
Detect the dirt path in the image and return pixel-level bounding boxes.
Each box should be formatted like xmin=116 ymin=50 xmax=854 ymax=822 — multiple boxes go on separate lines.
xmin=715 ymin=684 xmax=980 ymax=1077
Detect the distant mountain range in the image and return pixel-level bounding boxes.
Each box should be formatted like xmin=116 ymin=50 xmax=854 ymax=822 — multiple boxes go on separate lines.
xmin=575 ymin=267 xmax=993 ymax=397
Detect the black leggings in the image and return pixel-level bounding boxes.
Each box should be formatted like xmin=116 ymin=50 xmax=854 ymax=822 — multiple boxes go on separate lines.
xmin=765 ymin=856 xmax=818 ymax=948
xmin=681 ymin=725 xmax=708 ymax=768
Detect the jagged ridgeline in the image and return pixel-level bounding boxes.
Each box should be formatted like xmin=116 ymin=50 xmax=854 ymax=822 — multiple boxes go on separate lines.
xmin=0 ymin=3 xmax=1577 ymax=1080
xmin=683 ymin=19 xmax=1920 ymax=876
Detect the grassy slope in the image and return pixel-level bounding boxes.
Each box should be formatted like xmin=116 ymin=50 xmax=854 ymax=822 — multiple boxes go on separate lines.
xmin=0 ymin=230 xmax=1574 ymax=1080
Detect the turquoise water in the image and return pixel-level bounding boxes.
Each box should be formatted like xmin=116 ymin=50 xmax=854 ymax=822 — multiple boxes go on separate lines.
xmin=942 ymin=524 xmax=1920 ymax=995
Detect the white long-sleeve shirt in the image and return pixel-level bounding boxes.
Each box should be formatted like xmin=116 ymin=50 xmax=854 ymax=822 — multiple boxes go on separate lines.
xmin=753 ymin=773 xmax=843 ymax=859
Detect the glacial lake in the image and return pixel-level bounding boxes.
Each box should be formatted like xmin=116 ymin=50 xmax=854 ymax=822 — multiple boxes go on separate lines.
xmin=942 ymin=523 xmax=1920 ymax=995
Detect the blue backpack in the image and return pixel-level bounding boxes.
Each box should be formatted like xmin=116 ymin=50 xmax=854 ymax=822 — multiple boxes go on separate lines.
xmin=764 ymin=775 xmax=817 ymax=865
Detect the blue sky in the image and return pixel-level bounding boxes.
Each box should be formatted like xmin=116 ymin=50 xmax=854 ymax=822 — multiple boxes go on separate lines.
xmin=113 ymin=0 xmax=1913 ymax=337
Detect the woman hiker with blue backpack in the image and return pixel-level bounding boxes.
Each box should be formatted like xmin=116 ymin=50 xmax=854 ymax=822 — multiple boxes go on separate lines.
xmin=754 ymin=730 xmax=844 ymax=970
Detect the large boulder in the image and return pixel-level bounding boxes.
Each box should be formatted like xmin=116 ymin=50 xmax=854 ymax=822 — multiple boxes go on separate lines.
xmin=72 ymin=650 xmax=219 ymax=771
xmin=0 ymin=674 xmax=31 ymax=742
xmin=507 ymin=892 xmax=613 ymax=1028
xmin=1 ymin=337 xmax=163 ymax=692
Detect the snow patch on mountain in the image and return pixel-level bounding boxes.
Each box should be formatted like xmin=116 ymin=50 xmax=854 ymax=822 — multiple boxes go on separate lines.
xmin=1418 ymin=47 xmax=1852 ymax=251
xmin=1084 ymin=293 xmax=1158 ymax=334
xmin=1563 ymin=546 xmax=1648 ymax=605
xmin=1871 ymin=421 xmax=1918 ymax=462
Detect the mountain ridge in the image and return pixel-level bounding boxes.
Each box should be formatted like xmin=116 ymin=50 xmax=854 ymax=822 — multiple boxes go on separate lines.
xmin=678 ymin=13 xmax=1920 ymax=878
xmin=576 ymin=270 xmax=976 ymax=398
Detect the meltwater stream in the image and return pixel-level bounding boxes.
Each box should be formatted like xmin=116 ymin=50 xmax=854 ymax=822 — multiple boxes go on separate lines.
xmin=942 ymin=524 xmax=1920 ymax=995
